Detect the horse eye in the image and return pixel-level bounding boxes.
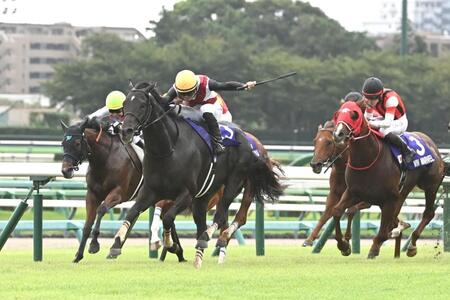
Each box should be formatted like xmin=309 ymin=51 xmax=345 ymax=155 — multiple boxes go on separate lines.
xmin=326 ymin=140 xmax=332 ymax=146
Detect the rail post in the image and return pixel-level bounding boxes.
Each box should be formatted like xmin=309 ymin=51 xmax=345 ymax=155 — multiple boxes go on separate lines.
xmin=0 ymin=193 xmax=30 ymax=251
xmin=255 ymin=201 xmax=265 ymax=256
xmin=148 ymin=206 xmax=158 ymax=259
xmin=312 ymin=219 xmax=335 ymax=253
xmin=352 ymin=210 xmax=361 ymax=254
xmin=444 ymin=182 xmax=450 ymax=252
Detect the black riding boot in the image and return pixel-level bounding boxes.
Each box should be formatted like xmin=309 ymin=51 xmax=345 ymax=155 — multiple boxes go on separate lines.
xmin=385 ymin=132 xmax=416 ymax=164
xmin=203 ymin=112 xmax=225 ymax=154
xmin=135 ymin=138 xmax=145 ymax=150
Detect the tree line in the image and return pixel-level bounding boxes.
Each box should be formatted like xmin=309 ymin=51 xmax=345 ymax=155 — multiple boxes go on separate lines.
xmin=44 ymin=0 xmax=450 ymax=144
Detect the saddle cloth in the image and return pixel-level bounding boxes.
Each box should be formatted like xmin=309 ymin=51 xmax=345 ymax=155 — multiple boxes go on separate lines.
xmin=389 ymin=132 xmax=435 ymax=170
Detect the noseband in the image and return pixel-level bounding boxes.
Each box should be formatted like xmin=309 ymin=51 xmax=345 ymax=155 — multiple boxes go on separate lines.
xmin=315 ymin=127 xmax=348 ymax=172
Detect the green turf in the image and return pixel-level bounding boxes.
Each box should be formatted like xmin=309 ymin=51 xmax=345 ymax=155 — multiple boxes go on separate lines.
xmin=0 ymin=244 xmax=449 ymax=299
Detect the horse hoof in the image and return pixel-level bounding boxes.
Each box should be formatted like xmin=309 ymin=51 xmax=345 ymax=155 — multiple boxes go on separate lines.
xmin=407 ymin=246 xmax=417 ymax=257
xmin=72 ymin=256 xmax=83 ymax=263
xmin=88 ymin=242 xmax=100 ymax=254
xmin=150 ymin=241 xmax=161 ymax=251
xmin=195 ymin=239 xmax=208 ymax=249
xmin=367 ymin=252 xmax=377 ymax=259
xmin=194 ymin=256 xmax=203 ymax=269
xmin=341 ymin=247 xmax=352 ymax=257
xmin=107 ymin=248 xmax=121 ymax=259
xmin=302 ymin=240 xmax=313 ymax=247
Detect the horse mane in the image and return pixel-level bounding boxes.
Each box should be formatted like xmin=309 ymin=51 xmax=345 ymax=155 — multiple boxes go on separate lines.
xmin=133 ymin=81 xmax=168 ymax=108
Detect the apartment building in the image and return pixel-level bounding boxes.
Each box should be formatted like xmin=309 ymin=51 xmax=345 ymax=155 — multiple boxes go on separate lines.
xmin=0 ymin=22 xmax=145 ymax=94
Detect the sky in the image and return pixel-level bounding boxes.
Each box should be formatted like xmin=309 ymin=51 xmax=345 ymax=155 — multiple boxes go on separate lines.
xmin=0 ymin=0 xmax=380 ymax=37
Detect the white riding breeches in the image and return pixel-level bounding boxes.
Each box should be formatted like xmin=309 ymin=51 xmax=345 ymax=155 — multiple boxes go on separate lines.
xmin=378 ymin=115 xmax=408 ymax=136
xmin=198 ymin=103 xmax=232 ymax=123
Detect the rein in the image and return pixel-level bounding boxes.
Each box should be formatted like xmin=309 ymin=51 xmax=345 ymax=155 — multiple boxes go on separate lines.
xmin=347 ymin=127 xmax=382 ymax=171
xmin=125 ymin=87 xmax=179 ymax=158
xmin=316 ymin=127 xmax=348 ymax=173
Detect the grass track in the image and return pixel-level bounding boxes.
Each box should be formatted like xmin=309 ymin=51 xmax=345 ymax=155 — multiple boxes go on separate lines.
xmin=1 ymin=243 xmax=450 ymax=300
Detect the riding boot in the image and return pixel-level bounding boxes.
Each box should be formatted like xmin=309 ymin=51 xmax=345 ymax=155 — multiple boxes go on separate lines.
xmin=385 ymin=132 xmax=416 ymax=164
xmin=203 ymin=112 xmax=225 ymax=154
xmin=135 ymin=139 xmax=145 ymax=150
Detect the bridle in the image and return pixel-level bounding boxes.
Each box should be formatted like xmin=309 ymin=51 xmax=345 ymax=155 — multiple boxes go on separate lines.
xmin=124 ymin=87 xmax=179 ymax=158
xmin=62 ymin=132 xmax=91 ymax=171
xmin=314 ymin=127 xmax=349 ymax=173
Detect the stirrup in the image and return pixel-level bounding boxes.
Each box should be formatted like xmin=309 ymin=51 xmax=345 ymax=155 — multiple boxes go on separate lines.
xmin=214 ymin=141 xmax=225 ymax=154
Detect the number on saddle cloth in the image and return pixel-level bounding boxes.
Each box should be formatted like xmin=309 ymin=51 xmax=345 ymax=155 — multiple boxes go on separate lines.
xmin=389 ymin=132 xmax=435 ymax=170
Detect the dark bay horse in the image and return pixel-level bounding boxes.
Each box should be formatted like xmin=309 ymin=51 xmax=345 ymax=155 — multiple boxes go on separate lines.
xmin=110 ymin=81 xmax=283 ymax=268
xmin=332 ymin=101 xmax=445 ymax=258
xmin=61 ymin=119 xmax=227 ymax=263
xmin=61 ymin=119 xmax=143 ymax=263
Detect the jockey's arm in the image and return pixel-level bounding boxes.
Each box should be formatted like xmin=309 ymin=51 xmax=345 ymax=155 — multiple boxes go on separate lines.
xmin=87 ymin=106 xmax=109 ymax=120
xmin=368 ymin=96 xmax=398 ymax=129
xmin=208 ymin=79 xmax=246 ymax=91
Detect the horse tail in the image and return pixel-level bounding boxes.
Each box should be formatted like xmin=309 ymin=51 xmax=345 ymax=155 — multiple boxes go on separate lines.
xmin=444 ymin=155 xmax=450 ymax=177
xmin=247 ymin=155 xmax=285 ymax=204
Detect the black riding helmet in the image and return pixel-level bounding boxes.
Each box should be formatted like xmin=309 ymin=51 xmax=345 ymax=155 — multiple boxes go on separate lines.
xmin=344 ymin=91 xmax=363 ymax=102
xmin=362 ymin=77 xmax=383 ymax=100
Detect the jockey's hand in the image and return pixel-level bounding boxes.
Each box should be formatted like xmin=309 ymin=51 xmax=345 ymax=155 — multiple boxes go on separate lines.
xmin=244 ymin=81 xmax=256 ymax=90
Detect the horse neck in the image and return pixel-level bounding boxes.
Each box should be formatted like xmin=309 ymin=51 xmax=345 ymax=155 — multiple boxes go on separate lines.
xmin=348 ymin=121 xmax=380 ymax=168
xmin=142 ymin=102 xmax=177 ymax=158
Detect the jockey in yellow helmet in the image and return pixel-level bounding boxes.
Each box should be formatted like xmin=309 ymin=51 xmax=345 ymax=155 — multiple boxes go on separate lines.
xmin=163 ymin=70 xmax=256 ymax=154
xmin=88 ymin=90 xmax=144 ymax=148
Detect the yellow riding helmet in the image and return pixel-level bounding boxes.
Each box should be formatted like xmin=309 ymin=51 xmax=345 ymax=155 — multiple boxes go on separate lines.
xmin=105 ymin=90 xmax=126 ymax=110
xmin=174 ymin=70 xmax=199 ymax=94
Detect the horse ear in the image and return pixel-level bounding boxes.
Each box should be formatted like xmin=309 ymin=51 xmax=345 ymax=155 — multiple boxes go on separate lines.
xmin=80 ymin=117 xmax=89 ymax=131
xmin=60 ymin=120 xmax=68 ymax=133
xmin=350 ymin=111 xmax=359 ymax=121
xmin=318 ymin=124 xmax=323 ymax=130
xmin=145 ymin=81 xmax=157 ymax=94
xmin=340 ymin=99 xmax=345 ymax=105
xmin=128 ymin=79 xmax=134 ymax=89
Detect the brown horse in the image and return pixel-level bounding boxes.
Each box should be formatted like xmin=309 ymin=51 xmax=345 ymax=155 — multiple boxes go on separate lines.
xmin=61 ymin=119 xmax=144 ymax=263
xmin=306 ymin=120 xmax=371 ymax=247
xmin=332 ymin=101 xmax=445 ymax=259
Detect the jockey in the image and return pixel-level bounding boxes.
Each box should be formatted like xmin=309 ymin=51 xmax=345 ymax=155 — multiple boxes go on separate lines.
xmin=88 ymin=90 xmax=144 ymax=149
xmin=163 ymin=70 xmax=256 ymax=154
xmin=362 ymin=77 xmax=416 ymax=164
xmin=343 ymin=91 xmax=363 ymax=102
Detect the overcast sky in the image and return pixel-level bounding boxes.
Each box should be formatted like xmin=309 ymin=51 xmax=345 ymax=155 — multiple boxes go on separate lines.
xmin=1 ymin=0 xmax=379 ymax=37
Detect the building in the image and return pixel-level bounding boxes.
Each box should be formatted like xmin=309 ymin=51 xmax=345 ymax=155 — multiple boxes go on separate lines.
xmin=0 ymin=22 xmax=145 ymax=94
xmin=363 ymin=0 xmax=450 ymax=35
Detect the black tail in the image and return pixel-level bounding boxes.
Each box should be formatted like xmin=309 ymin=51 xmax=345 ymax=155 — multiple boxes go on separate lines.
xmin=247 ymin=155 xmax=285 ymax=204
xmin=444 ymin=155 xmax=450 ymax=176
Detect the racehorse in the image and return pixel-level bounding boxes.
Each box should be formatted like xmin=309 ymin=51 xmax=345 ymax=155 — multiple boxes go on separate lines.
xmin=306 ymin=120 xmax=371 ymax=247
xmin=109 ymin=81 xmax=283 ymax=268
xmin=61 ymin=119 xmax=230 ymax=263
xmin=61 ymin=118 xmax=144 ymax=262
xmin=153 ymin=132 xmax=283 ymax=264
xmin=332 ymin=101 xmax=446 ymax=258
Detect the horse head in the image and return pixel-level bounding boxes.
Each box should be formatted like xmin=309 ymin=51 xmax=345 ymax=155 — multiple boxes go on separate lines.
xmin=333 ymin=101 xmax=364 ymax=144
xmin=121 ymin=81 xmax=158 ymax=144
xmin=60 ymin=118 xmax=90 ymax=178
xmin=310 ymin=120 xmax=338 ymax=174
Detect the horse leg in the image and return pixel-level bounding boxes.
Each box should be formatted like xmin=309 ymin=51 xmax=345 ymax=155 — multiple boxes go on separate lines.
xmin=216 ymin=181 xmax=252 ymax=264
xmin=73 ymin=191 xmax=98 ymax=263
xmin=160 ymin=191 xmax=190 ymax=263
xmin=344 ymin=201 xmax=371 ymax=242
xmin=161 ymin=190 xmax=191 ymax=249
xmin=304 ymin=190 xmax=340 ymax=247
xmin=198 ymin=176 xmax=244 ymax=250
xmin=368 ymin=201 xmax=397 ymax=259
xmin=151 ymin=200 xmax=173 ymax=252
xmin=332 ymin=189 xmax=353 ymax=256
xmin=89 ymin=187 xmax=123 ymax=254
xmin=407 ymin=187 xmax=437 ymax=257
xmin=192 ymin=198 xmax=209 ymax=269
xmin=107 ymin=188 xmax=155 ymax=259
